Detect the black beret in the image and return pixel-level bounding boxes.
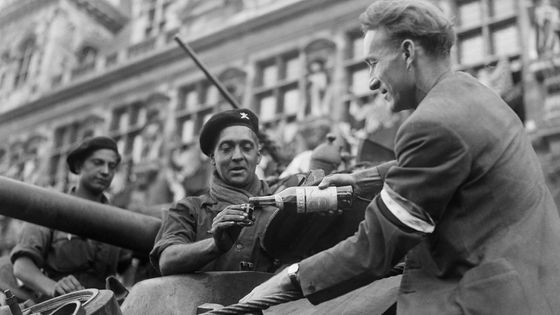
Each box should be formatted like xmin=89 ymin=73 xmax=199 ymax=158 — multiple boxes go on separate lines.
xmin=199 ymin=108 xmax=259 ymax=156
xmin=66 ymin=136 xmax=121 ymax=174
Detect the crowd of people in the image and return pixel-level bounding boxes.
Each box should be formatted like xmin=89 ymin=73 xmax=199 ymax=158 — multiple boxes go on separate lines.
xmin=0 ymin=1 xmax=559 ymax=314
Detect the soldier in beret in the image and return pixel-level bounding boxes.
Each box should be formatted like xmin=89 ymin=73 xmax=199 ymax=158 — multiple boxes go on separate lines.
xmin=10 ymin=136 xmax=132 ymax=301
xmin=150 ymin=108 xmax=281 ymax=274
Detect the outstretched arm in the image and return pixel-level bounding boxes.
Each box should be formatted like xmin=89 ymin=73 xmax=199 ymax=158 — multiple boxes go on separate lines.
xmin=242 ymin=120 xmax=470 ymax=304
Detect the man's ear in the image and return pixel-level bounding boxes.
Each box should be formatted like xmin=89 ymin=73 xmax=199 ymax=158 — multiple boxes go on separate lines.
xmin=210 ymin=155 xmax=216 ymax=166
xmin=401 ymin=39 xmax=415 ymax=69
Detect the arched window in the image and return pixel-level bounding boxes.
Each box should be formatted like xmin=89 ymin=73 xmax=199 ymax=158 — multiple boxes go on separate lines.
xmin=14 ymin=37 xmax=35 ymax=87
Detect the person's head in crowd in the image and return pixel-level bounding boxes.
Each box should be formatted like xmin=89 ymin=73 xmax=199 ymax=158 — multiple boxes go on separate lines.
xmin=199 ymin=108 xmax=261 ymax=188
xmin=299 ymin=117 xmax=331 ymax=151
xmin=360 ymin=0 xmax=455 ymax=112
xmin=309 ymin=134 xmax=342 ymax=175
xmin=66 ymin=136 xmax=121 ymax=195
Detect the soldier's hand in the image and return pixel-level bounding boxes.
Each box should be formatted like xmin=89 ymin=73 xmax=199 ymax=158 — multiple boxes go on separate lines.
xmin=318 ymin=173 xmax=356 ymax=189
xmin=52 ymin=275 xmax=85 ymax=297
xmin=211 ymin=204 xmax=253 ymax=252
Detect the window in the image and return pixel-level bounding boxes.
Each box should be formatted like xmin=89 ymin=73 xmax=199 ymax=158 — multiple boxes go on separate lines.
xmin=488 ymin=0 xmax=516 ymax=18
xmin=176 ymin=79 xmax=222 ymax=144
xmin=143 ymin=0 xmax=174 ymax=38
xmin=452 ymin=0 xmax=522 ymax=121
xmin=49 ymin=123 xmax=80 ymax=188
xmin=459 ymin=33 xmax=485 ymax=65
xmin=254 ymin=52 xmax=301 ymax=124
xmin=350 ymin=66 xmax=370 ymax=95
xmin=285 ymin=57 xmax=301 ymax=81
xmin=0 ymin=72 xmax=5 ymax=91
xmin=110 ymin=102 xmax=148 ymax=163
xmin=261 ymin=63 xmax=278 ymax=88
xmin=14 ymin=38 xmax=35 ymax=87
xmin=256 ymin=93 xmax=276 ymax=122
xmin=0 ymin=148 xmax=6 ymax=172
xmin=350 ymin=35 xmax=364 ymax=61
xmin=492 ymin=25 xmax=519 ymax=56
xmin=345 ymin=30 xmax=373 ymax=99
xmin=282 ymin=87 xmax=299 ymax=116
xmin=457 ymin=0 xmax=482 ymax=28
xmin=453 ymin=0 xmax=520 ymax=66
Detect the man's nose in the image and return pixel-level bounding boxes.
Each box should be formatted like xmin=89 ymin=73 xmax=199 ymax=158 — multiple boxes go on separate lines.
xmin=99 ymin=163 xmax=110 ymax=174
xmin=232 ymin=146 xmax=243 ymax=160
xmin=369 ymin=78 xmax=381 ymax=91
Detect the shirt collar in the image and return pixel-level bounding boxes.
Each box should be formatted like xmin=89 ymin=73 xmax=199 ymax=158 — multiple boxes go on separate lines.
xmin=68 ymin=186 xmax=109 ymax=204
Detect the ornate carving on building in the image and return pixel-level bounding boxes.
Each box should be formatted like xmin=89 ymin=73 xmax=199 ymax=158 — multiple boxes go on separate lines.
xmin=303 ymin=38 xmax=336 ymax=119
xmin=535 ymin=0 xmax=560 ymax=58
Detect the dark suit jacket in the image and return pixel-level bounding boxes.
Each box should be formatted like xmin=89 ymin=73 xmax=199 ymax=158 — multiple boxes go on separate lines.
xmin=298 ymin=72 xmax=560 ymax=314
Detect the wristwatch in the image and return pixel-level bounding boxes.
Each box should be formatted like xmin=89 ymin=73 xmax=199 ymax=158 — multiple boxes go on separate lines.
xmin=287 ymin=263 xmax=301 ymax=291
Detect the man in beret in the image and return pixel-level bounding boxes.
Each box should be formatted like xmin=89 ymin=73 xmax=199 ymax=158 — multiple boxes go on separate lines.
xmin=150 ymin=108 xmax=283 ymax=274
xmin=10 ymin=136 xmax=132 ymax=301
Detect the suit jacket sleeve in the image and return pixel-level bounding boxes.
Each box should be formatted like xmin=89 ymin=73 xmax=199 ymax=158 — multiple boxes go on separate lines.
xmin=351 ymin=160 xmax=397 ymax=200
xmin=298 ymin=119 xmax=471 ymax=304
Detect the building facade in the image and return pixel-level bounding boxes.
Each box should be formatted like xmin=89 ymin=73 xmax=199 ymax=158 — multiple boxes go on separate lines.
xmin=0 ymin=0 xmax=559 ymax=216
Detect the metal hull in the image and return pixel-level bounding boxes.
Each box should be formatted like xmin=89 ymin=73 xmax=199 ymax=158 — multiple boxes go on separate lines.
xmin=121 ymin=272 xmax=399 ymax=315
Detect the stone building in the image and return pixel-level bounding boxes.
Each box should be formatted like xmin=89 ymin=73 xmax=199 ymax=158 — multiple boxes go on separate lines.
xmin=0 ymin=0 xmax=559 ymax=215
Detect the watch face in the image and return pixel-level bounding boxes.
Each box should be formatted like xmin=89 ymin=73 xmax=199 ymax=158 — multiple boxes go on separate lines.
xmin=287 ymin=263 xmax=301 ymax=290
xmin=288 ymin=263 xmax=299 ymax=274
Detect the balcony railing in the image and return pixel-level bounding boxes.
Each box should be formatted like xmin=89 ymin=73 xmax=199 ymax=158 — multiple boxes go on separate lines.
xmin=70 ymin=62 xmax=96 ymax=79
xmin=127 ymin=38 xmax=156 ymax=59
xmin=105 ymin=52 xmax=119 ymax=68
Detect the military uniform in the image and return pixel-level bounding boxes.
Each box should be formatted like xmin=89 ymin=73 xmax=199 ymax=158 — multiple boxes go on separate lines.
xmin=10 ymin=189 xmax=131 ymax=292
xmin=150 ymin=174 xmax=277 ymax=272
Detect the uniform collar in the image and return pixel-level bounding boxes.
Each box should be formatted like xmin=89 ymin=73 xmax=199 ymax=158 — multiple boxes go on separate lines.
xmin=68 ymin=186 xmax=109 ymax=204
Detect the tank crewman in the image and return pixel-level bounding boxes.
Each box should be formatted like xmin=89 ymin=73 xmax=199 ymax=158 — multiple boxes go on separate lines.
xmin=149 ymin=108 xmax=326 ymax=274
xmin=151 ymin=109 xmax=292 ymax=275
xmin=242 ymin=1 xmax=560 ymax=314
xmin=10 ymin=136 xmax=132 ymax=301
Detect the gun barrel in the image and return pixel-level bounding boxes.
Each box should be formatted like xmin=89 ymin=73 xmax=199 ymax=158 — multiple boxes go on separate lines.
xmin=0 ymin=176 xmax=161 ymax=254
xmin=174 ymin=36 xmax=240 ymax=109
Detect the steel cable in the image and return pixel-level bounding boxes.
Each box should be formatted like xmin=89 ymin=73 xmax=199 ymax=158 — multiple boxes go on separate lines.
xmin=205 ymin=289 xmax=303 ymax=314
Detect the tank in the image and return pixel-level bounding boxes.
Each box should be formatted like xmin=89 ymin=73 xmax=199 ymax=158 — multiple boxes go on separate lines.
xmin=0 ymin=176 xmax=398 ymax=314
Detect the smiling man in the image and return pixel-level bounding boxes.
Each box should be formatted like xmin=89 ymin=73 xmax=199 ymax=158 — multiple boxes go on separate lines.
xmin=11 ymin=136 xmax=132 ymax=301
xmin=242 ymin=1 xmax=560 ymax=314
xmin=150 ymin=109 xmax=278 ymax=275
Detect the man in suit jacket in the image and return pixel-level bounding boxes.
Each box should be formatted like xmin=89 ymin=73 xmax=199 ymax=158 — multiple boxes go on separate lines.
xmin=242 ymin=1 xmax=560 ymax=314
